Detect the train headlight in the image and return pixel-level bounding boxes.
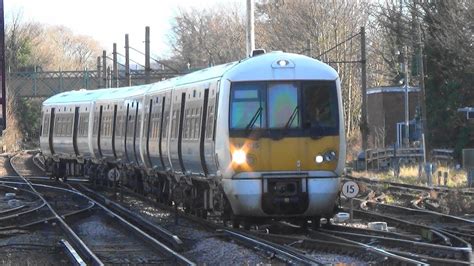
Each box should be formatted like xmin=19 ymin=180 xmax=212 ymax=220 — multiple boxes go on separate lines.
xmin=315 ymin=151 xmax=337 ymax=164
xmin=324 ymin=151 xmax=337 ymax=162
xmin=232 ymin=149 xmax=247 ymax=165
xmin=315 ymin=155 xmax=324 ymax=164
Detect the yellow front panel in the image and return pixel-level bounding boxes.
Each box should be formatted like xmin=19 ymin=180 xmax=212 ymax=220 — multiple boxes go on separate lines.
xmin=230 ymin=136 xmax=339 ymax=173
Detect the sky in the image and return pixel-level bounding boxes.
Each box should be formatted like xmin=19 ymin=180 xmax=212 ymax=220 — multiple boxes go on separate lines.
xmin=5 ymin=0 xmax=240 ymax=59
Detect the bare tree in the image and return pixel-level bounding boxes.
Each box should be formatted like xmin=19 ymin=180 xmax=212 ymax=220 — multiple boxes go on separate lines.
xmin=168 ymin=4 xmax=245 ymax=69
xmin=35 ymin=26 xmax=101 ymax=70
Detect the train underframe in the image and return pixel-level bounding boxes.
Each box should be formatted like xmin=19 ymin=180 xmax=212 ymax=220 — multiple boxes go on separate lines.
xmin=44 ymin=157 xmax=332 ymax=229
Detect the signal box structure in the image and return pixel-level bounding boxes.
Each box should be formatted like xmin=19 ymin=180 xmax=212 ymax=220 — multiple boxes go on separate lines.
xmin=367 ymin=86 xmax=420 ymax=148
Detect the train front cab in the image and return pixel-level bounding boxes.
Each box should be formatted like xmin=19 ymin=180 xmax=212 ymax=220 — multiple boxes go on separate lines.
xmin=221 ymin=78 xmax=345 ymax=223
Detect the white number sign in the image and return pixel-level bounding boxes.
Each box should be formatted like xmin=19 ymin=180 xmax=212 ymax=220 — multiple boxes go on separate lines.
xmin=342 ymin=181 xmax=359 ymax=198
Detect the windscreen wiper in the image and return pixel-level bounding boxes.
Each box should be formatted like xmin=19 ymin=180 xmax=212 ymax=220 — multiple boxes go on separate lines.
xmin=284 ymin=106 xmax=299 ymax=129
xmin=245 ymin=107 xmax=263 ymax=131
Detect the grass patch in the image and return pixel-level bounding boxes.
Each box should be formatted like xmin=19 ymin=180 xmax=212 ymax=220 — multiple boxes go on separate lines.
xmin=352 ymin=166 xmax=469 ymax=188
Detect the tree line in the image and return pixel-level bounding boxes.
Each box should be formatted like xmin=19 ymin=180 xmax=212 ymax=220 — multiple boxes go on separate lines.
xmin=4 ymin=1 xmax=473 ymax=160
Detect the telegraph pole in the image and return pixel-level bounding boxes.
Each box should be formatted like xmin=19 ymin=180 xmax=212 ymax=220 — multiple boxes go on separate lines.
xmin=96 ymin=56 xmax=101 ymax=88
xmin=113 ymin=43 xmax=118 ymax=88
xmin=125 ymin=34 xmax=131 ymax=86
xmin=417 ymin=1 xmax=428 ymax=162
xmin=0 ymin=0 xmax=6 ymax=130
xmin=246 ymin=0 xmax=255 ymax=57
xmin=360 ymin=27 xmax=368 ymax=151
xmin=403 ymin=46 xmax=410 ymax=147
xmin=102 ymin=50 xmax=107 ymax=88
xmin=145 ymin=26 xmax=150 ymax=84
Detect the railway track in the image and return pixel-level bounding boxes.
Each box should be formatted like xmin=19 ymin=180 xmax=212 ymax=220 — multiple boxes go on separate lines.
xmin=353 ymin=197 xmax=474 ymax=246
xmin=21 ymin=151 xmax=474 ymax=264
xmin=10 ymin=152 xmax=317 ymax=264
xmin=7 ymin=152 xmax=195 ymax=265
xmin=93 ymin=183 xmax=431 ymax=265
xmin=346 ymin=175 xmax=474 ymax=197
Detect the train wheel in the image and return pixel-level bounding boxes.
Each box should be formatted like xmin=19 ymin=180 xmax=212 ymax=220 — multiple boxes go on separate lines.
xmin=232 ymin=218 xmax=240 ymax=229
xmin=322 ymin=216 xmax=333 ymax=229
xmin=311 ymin=216 xmax=321 ymax=229
xmin=298 ymin=219 xmax=309 ymax=230
xmin=242 ymin=220 xmax=251 ymax=230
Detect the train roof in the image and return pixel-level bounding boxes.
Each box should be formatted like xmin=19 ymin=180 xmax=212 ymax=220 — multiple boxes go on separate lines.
xmin=43 ymin=52 xmax=338 ymax=105
xmin=95 ymin=84 xmax=152 ymax=101
xmin=43 ymin=88 xmax=110 ymax=105
xmin=224 ymin=51 xmax=339 ymax=82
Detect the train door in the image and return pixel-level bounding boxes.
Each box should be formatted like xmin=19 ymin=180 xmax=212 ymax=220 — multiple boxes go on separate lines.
xmin=177 ymin=92 xmax=186 ymax=173
xmin=112 ymin=104 xmax=118 ymax=159
xmin=203 ymin=82 xmax=219 ymax=174
xmin=169 ymin=91 xmax=186 ymax=173
xmin=199 ymin=88 xmax=210 ymax=175
xmin=72 ymin=106 xmax=80 ymax=156
xmin=132 ymin=100 xmax=140 ymax=164
xmin=49 ymin=107 xmax=56 ymax=155
xmin=161 ymin=91 xmax=172 ymax=171
xmin=145 ymin=98 xmax=153 ymax=168
xmin=124 ymin=103 xmax=131 ymax=163
xmin=158 ymin=96 xmax=169 ymax=170
xmin=97 ymin=105 xmax=103 ymax=157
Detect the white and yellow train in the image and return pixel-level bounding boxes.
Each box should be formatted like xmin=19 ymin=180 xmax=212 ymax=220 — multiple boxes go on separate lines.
xmin=40 ymin=51 xmax=346 ymax=227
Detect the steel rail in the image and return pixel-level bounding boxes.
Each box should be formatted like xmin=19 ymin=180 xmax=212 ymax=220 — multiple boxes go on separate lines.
xmin=311 ymin=230 xmax=427 ymax=265
xmin=72 ymin=184 xmax=194 ymax=266
xmin=319 ymin=228 xmax=471 ymax=263
xmin=219 ymin=228 xmax=323 ymax=265
xmin=327 ymin=224 xmax=421 ymax=241
xmin=356 ymin=197 xmax=474 ymax=246
xmin=345 ymin=175 xmax=474 ymax=196
xmin=0 ymin=184 xmax=43 ymax=217
xmin=108 ymin=186 xmax=327 ymax=264
xmin=59 ymin=239 xmax=87 ymax=266
xmin=115 ymin=186 xmax=419 ymax=265
xmin=351 ymin=209 xmax=473 ymax=262
xmin=77 ymin=184 xmax=184 ymax=250
xmin=0 ymin=197 xmax=95 ymax=231
xmin=254 ymin=231 xmax=425 ymax=265
xmin=9 ymin=154 xmax=104 ymax=266
xmin=1 ymin=177 xmax=195 ymax=265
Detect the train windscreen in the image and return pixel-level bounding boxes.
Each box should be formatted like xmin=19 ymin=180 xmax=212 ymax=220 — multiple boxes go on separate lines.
xmin=230 ymin=81 xmax=338 ymax=137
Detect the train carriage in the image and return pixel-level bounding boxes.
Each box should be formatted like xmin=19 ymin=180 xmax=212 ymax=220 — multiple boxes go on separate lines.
xmin=40 ymin=51 xmax=345 ymax=227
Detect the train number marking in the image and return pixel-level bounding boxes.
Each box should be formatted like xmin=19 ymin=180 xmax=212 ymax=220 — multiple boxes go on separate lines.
xmin=342 ymin=181 xmax=359 ymax=198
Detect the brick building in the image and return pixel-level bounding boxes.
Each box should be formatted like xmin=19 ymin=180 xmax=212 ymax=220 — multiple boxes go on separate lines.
xmin=367 ymin=86 xmax=420 ymax=148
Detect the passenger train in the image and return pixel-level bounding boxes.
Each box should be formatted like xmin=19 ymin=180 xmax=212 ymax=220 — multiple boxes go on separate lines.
xmin=40 ymin=51 xmax=346 ymax=227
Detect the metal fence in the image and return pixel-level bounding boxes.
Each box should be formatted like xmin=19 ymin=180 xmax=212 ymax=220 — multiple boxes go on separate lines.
xmin=7 ymin=69 xmax=181 ymax=98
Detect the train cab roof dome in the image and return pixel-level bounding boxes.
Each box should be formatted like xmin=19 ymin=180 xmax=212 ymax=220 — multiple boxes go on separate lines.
xmin=225 ymin=51 xmax=339 ymax=82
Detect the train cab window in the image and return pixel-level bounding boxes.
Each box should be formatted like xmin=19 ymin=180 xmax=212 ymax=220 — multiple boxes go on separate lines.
xmin=268 ymin=83 xmax=299 ymax=129
xmin=302 ymin=81 xmax=339 ymax=133
xmin=230 ymin=83 xmax=265 ymax=129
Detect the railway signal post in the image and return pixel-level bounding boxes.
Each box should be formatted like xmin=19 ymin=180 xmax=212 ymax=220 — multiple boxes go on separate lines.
xmin=342 ymin=181 xmax=359 ymax=220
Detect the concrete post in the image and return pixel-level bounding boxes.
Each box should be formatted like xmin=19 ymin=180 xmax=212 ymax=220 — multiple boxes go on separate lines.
xmin=360 ymin=27 xmax=368 ymax=151
xmin=246 ymin=0 xmax=255 ymax=57
xmin=125 ymin=34 xmax=131 ymax=86
xmin=113 ymin=43 xmax=118 ymax=88
xmin=97 ymin=56 xmax=101 ymax=88
xmin=102 ymin=50 xmax=107 ymax=88
xmin=145 ymin=26 xmax=150 ymax=84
